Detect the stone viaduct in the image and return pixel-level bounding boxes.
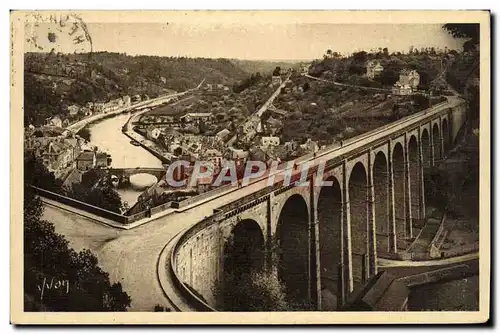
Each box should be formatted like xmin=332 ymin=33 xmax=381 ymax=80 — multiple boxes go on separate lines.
xmin=171 ymin=97 xmax=468 ymax=311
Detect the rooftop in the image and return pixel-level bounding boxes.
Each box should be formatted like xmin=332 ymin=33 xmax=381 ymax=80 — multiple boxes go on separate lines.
xmin=77 ymin=151 xmax=95 ymax=161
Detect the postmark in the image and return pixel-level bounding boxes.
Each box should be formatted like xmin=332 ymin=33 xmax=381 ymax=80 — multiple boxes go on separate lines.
xmin=24 ymin=12 xmax=93 ymax=54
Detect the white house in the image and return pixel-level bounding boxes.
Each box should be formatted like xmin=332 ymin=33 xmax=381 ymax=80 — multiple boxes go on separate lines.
xmin=260 ymin=136 xmax=280 ymax=148
xmin=48 ymin=116 xmax=63 ymax=128
xmin=216 ymin=128 xmax=231 ymax=141
xmin=366 ymin=60 xmax=384 ymax=79
xmin=272 ymin=76 xmax=282 ymax=86
xmin=122 ymin=95 xmax=131 ymax=107
xmin=146 ymin=126 xmax=161 ymax=140
xmin=181 ymin=112 xmax=214 ymax=124
xmin=398 ymin=69 xmax=420 ymax=89
xmin=67 ymin=105 xmax=80 ymax=116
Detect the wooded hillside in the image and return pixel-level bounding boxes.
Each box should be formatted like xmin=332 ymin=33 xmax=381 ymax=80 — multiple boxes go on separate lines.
xmin=24 ymin=52 xmax=248 ymax=125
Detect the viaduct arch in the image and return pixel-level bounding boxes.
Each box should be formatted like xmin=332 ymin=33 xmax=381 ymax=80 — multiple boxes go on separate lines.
xmin=276 ymin=194 xmax=310 ymax=305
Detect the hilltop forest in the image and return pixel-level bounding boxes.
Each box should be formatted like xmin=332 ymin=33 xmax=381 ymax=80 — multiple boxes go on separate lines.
xmin=24 ymin=52 xmax=250 ymax=125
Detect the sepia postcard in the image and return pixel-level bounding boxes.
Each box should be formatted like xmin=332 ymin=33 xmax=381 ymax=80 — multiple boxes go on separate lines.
xmin=10 ymin=10 xmax=490 ymax=324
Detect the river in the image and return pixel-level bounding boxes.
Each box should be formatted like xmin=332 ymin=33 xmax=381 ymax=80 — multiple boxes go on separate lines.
xmin=87 ymin=112 xmax=164 ymax=207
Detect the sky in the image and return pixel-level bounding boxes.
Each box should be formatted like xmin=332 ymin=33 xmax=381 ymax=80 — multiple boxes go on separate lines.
xmin=25 ymin=21 xmax=465 ymax=60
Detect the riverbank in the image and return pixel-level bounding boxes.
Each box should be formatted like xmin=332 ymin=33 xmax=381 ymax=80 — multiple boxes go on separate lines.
xmin=122 ymin=105 xmax=176 ymax=164
xmin=67 ymin=91 xmax=191 ymax=134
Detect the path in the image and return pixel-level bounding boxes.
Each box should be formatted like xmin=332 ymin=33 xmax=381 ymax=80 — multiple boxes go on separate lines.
xmin=303 ymin=73 xmax=392 ymax=93
xmin=378 ymin=252 xmax=478 ymax=268
xmin=227 ymin=73 xmax=292 ymax=150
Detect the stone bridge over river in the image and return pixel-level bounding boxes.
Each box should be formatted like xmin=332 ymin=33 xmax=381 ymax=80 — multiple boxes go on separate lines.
xmin=109 ymin=167 xmax=166 ymax=184
xmin=170 ymin=96 xmax=468 ymax=311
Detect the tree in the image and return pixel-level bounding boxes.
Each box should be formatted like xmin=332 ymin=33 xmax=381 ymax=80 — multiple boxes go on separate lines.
xmin=24 ymin=155 xmax=63 ymax=192
xmin=324 ymin=49 xmax=333 ymax=59
xmin=424 ymin=169 xmax=451 ymax=211
xmin=352 ymin=51 xmax=368 ymax=63
xmin=154 ymin=304 xmax=172 ymax=312
xmin=272 ymin=66 xmax=281 ymax=76
xmin=65 ymin=177 xmax=123 ymax=214
xmin=302 ymin=82 xmax=310 ymax=92
xmin=418 ymin=71 xmax=431 ymax=90
xmin=213 ymin=270 xmax=291 ymax=311
xmin=379 ymin=69 xmax=399 ymax=86
xmin=85 ymin=185 xmax=123 ymax=213
xmin=77 ymin=127 xmax=91 ymax=142
xmin=443 ymin=23 xmax=480 ymax=51
xmin=443 ymin=23 xmax=480 ymax=129
xmin=173 ymin=146 xmax=183 ymax=156
xmin=24 ymin=186 xmax=131 ymax=311
xmin=391 ymin=104 xmax=401 ymax=121
xmin=412 ymin=94 xmax=430 ymax=110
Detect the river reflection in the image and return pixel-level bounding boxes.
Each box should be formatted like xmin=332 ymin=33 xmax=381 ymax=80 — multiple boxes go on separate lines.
xmin=88 ymin=112 xmax=163 ymax=207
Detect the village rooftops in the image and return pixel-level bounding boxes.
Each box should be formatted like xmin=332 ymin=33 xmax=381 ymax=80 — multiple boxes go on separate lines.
xmin=216 ymin=128 xmax=231 ymax=139
xmin=163 ymin=128 xmax=183 ymax=137
xmin=181 ymin=112 xmax=213 ymax=118
xmin=76 ymin=151 xmax=96 ymax=161
xmin=95 ymin=152 xmax=108 ymax=160
xmin=272 ymin=108 xmax=288 ymax=116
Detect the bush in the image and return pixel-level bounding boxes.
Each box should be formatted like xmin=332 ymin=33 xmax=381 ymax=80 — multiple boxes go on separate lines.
xmin=77 ymin=127 xmax=91 ymax=142
xmin=213 ymin=270 xmax=292 ymax=311
xmin=24 ymin=186 xmax=131 ymax=311
xmin=153 ymin=304 xmax=172 ymax=312
xmin=412 ymin=94 xmax=430 ymax=110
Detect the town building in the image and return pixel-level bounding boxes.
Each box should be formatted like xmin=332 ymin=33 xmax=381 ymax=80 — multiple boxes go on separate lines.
xmin=216 ymin=128 xmax=231 ymax=142
xmin=180 ymin=112 xmax=214 ymax=124
xmin=162 ymin=128 xmax=184 ymax=150
xmin=265 ymin=144 xmax=289 ymax=163
xmin=146 ymin=126 xmax=162 ymax=140
xmin=398 ymin=69 xmax=420 ymax=89
xmin=95 ymin=152 xmax=110 ymax=168
xmin=225 ymin=148 xmax=249 ymax=161
xmin=201 ymin=148 xmax=223 ymax=167
xmin=272 ymin=108 xmax=288 ymax=117
xmin=76 ymin=151 xmax=97 ymax=171
xmin=391 ymin=70 xmax=420 ymax=95
xmin=263 ymin=117 xmax=283 ymax=136
xmin=392 ymin=84 xmax=414 ymax=96
xmin=103 ymin=97 xmax=125 ymax=113
xmin=271 ymin=76 xmax=282 ymax=86
xmin=90 ymin=102 xmax=106 ymax=113
xmin=283 ymin=140 xmax=299 ymax=156
xmin=67 ymin=105 xmax=80 ymax=116
xmin=25 ymin=135 xmax=82 ymax=178
xmin=260 ymin=136 xmax=280 ymax=148
xmin=366 ymin=60 xmax=384 ymax=79
xmin=238 ymin=116 xmax=261 ymax=142
xmin=300 ymin=138 xmax=320 ymax=154
xmin=122 ymin=95 xmax=131 ymax=107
